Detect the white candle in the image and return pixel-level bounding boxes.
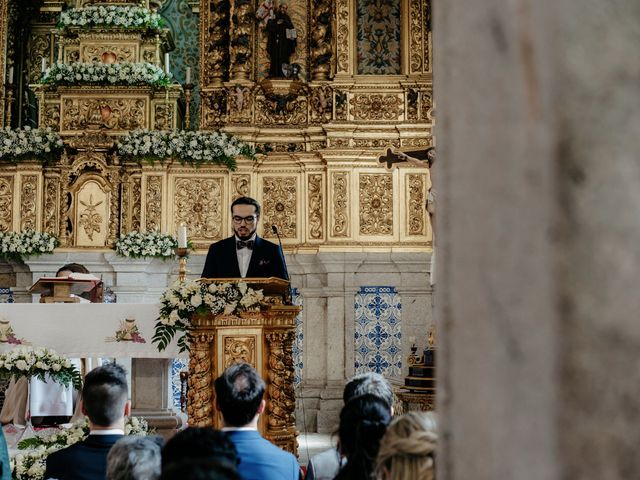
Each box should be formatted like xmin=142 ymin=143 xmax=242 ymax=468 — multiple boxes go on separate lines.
xmin=178 ymin=223 xmax=187 ymax=248
xmin=164 ymin=53 xmax=170 ymax=74
xmin=8 ymin=66 xmax=13 ymax=84
xmin=186 ymin=67 xmax=191 ymax=84
xmin=41 ymin=58 xmax=47 ymax=73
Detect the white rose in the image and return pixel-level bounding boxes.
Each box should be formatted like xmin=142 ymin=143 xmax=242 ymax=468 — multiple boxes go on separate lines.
xmin=52 ymin=363 xmax=61 ymax=372
xmin=15 ymin=360 xmax=28 ymax=371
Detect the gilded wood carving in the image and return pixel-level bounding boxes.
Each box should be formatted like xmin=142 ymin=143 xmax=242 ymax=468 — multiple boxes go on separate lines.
xmin=359 ymin=173 xmax=393 ymax=236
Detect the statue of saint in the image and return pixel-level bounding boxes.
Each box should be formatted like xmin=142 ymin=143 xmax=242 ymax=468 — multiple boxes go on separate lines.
xmin=266 ymin=3 xmax=297 ymax=78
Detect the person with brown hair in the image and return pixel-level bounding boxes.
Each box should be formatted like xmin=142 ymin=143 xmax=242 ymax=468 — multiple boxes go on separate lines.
xmin=374 ymin=412 xmax=437 ymax=480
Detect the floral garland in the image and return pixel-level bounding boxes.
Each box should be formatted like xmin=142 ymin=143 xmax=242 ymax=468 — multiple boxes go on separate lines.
xmin=58 ymin=5 xmax=164 ymax=31
xmin=0 ymin=127 xmax=64 ymax=163
xmin=12 ymin=417 xmax=148 ymax=480
xmin=115 ymin=231 xmax=178 ymax=259
xmin=0 ymin=231 xmax=59 ymax=261
xmin=41 ymin=62 xmax=171 ymax=88
xmin=0 ymin=347 xmax=81 ymax=390
xmin=116 ymin=129 xmax=256 ymax=170
xmin=154 ymin=280 xmax=264 ymax=352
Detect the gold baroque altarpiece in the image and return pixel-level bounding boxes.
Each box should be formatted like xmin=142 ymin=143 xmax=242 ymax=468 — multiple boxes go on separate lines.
xmin=0 ymin=0 xmax=433 ymax=250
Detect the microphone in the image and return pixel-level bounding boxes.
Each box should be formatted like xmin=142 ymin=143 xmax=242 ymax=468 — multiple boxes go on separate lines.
xmin=272 ymin=224 xmax=292 ymax=304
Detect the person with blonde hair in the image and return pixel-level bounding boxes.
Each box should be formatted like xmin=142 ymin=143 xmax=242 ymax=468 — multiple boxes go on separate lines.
xmin=374 ymin=411 xmax=437 ymax=480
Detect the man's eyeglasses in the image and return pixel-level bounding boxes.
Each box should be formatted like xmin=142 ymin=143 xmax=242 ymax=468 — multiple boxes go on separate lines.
xmin=232 ymin=215 xmax=257 ymax=225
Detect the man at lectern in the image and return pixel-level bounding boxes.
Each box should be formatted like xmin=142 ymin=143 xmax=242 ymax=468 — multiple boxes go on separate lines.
xmin=201 ymin=196 xmax=288 ymax=280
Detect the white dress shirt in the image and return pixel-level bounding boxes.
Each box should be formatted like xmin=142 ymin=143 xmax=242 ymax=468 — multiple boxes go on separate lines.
xmin=236 ymin=234 xmax=256 ymax=277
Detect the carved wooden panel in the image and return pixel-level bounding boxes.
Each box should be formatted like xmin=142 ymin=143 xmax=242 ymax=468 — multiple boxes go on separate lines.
xmin=131 ymin=177 xmax=142 ymax=231
xmin=173 ymin=176 xmax=224 ymax=241
xmin=359 ymin=173 xmax=393 ymax=236
xmin=407 ymin=173 xmax=426 ymax=236
xmin=262 ymin=177 xmax=297 ymax=239
xmin=153 ymin=103 xmax=175 ymax=130
xmin=0 ymin=176 xmax=13 ymax=233
xmin=145 ymin=175 xmax=163 ymax=232
xmin=61 ymin=97 xmax=147 ymax=132
xmin=43 ymin=176 xmax=59 ymax=235
xmin=409 ymin=0 xmax=424 ymax=74
xmin=336 ymin=0 xmax=350 ymax=73
xmin=19 ymin=175 xmax=38 ymax=231
xmin=223 ymin=335 xmax=256 ymax=368
xmin=75 ymin=179 xmax=110 ymax=247
xmin=82 ymin=45 xmax=137 ymax=63
xmin=331 ymin=172 xmax=349 ymax=237
xmin=350 ymin=94 xmax=403 ymax=121
xmin=231 ymin=174 xmax=250 ymax=201
xmin=307 ymin=174 xmax=323 ymax=240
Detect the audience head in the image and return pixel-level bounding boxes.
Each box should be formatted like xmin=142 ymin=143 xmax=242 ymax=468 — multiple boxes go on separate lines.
xmin=106 ymin=436 xmax=164 ymax=480
xmin=82 ymin=363 xmax=129 ymax=427
xmin=375 ymin=412 xmax=437 ymax=480
xmin=343 ymin=372 xmax=394 ymax=410
xmin=56 ymin=262 xmax=90 ymax=277
xmin=161 ymin=459 xmax=239 ymax=480
xmin=337 ymin=394 xmax=392 ymax=480
xmin=214 ymin=363 xmax=266 ymax=427
xmin=161 ymin=427 xmax=238 ymax=471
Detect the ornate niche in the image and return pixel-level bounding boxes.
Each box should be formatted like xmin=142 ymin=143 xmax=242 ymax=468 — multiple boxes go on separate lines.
xmin=69 ymin=173 xmax=112 ymax=247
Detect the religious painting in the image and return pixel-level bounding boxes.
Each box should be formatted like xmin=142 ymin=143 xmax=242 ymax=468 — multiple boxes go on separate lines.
xmin=356 ymin=0 xmax=401 ymax=75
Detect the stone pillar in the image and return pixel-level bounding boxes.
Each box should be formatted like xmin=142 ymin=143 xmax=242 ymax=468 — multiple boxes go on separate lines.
xmin=435 ymin=1 xmax=640 ymax=479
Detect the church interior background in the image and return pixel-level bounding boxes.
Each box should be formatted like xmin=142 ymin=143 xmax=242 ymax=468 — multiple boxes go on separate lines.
xmin=0 ymin=0 xmax=432 ymax=434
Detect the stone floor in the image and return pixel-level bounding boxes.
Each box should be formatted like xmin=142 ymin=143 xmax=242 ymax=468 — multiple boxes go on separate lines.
xmin=297 ymin=432 xmax=335 ymax=466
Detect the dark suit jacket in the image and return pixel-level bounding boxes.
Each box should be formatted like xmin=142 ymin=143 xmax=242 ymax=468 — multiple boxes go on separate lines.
xmin=44 ymin=434 xmax=123 ymax=480
xmin=201 ymin=235 xmax=288 ymax=280
xmin=226 ymin=430 xmax=299 ymax=480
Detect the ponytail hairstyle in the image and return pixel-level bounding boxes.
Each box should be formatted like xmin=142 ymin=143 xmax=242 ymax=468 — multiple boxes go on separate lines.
xmin=335 ymin=394 xmax=392 ymax=480
xmin=374 ymin=412 xmax=437 ymax=480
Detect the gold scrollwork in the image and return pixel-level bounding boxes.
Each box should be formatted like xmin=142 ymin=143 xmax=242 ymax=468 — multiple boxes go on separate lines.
xmin=332 ymin=172 xmax=348 ymax=237
xmin=350 ymin=94 xmax=403 ymax=121
xmin=145 ymin=175 xmax=163 ymax=232
xmin=265 ymin=331 xmax=296 ymax=431
xmin=223 ymin=336 xmax=256 ymax=367
xmin=20 ymin=175 xmax=38 ymax=231
xmin=228 ymin=85 xmax=253 ymax=123
xmin=62 ymin=98 xmax=146 ymax=132
xmin=0 ymin=177 xmax=14 ymax=232
xmin=262 ymin=177 xmax=296 ymax=239
xmin=231 ymin=174 xmax=250 ymax=200
xmin=256 ymin=95 xmax=308 ymax=126
xmin=28 ymin=34 xmax=51 ymax=83
xmin=308 ymin=174 xmax=323 ymax=240
xmin=154 ymin=104 xmax=174 ymax=130
xmin=131 ymin=177 xmax=142 ymax=231
xmin=336 ymin=0 xmax=350 ymax=73
xmin=79 ymin=194 xmax=103 ymax=241
xmin=82 ymin=45 xmax=136 ymax=63
xmin=310 ymin=0 xmax=332 ymax=81
xmin=44 ymin=177 xmax=59 ymax=235
xmin=201 ymin=0 xmax=230 ymax=85
xmin=359 ymin=174 xmax=393 ymax=236
xmin=407 ymin=174 xmax=425 ymax=236
xmin=174 ymin=177 xmax=224 ymax=240
xmin=44 ymin=105 xmax=61 ymax=131
xmin=187 ymin=333 xmax=216 ymax=427
xmin=409 ymin=0 xmax=423 ymax=73
xmin=309 ymin=85 xmax=333 ymax=124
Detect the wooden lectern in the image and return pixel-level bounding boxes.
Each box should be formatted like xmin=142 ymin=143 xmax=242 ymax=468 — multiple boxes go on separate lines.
xmin=187 ymin=277 xmax=301 ymax=455
xmin=29 ymin=276 xmax=102 ymax=303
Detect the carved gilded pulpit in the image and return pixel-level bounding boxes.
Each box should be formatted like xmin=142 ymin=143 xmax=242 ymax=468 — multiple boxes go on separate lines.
xmin=187 ymin=278 xmax=301 ymax=454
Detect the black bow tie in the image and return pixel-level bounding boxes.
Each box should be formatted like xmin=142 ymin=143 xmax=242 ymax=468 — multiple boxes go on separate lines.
xmin=236 ymin=240 xmax=254 ymax=250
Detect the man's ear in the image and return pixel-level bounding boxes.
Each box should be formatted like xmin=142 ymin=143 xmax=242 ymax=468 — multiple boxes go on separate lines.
xmin=80 ymin=400 xmax=87 ymax=417
xmin=124 ymin=400 xmax=131 ymax=417
xmin=257 ymin=399 xmax=266 ymax=414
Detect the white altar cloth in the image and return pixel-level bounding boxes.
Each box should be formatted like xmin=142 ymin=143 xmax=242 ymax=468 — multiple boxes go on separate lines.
xmin=0 ymin=304 xmax=185 ymax=358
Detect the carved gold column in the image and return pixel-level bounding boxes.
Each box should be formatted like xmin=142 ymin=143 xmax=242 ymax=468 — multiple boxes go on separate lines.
xmin=335 ymin=0 xmax=352 ymax=76
xmin=187 ymin=331 xmax=216 ymax=427
xmin=0 ymin=0 xmax=9 ymax=127
xmin=229 ymin=0 xmax=253 ymax=81
xmin=309 ymin=0 xmax=332 ymax=81
xmin=264 ymin=330 xmax=297 ymax=453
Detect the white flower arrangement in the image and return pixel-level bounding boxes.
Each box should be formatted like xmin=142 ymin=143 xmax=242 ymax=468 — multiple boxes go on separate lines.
xmin=58 ymin=5 xmax=164 ymax=31
xmin=154 ymin=280 xmax=264 ymax=352
xmin=0 ymin=230 xmax=59 ymax=261
xmin=0 ymin=127 xmax=64 ymax=163
xmin=115 ymin=231 xmax=178 ymax=259
xmin=116 ymin=129 xmax=256 ymax=170
xmin=0 ymin=346 xmax=81 ymax=390
xmin=13 ymin=417 xmax=149 ymax=480
xmin=42 ymin=62 xmax=171 ymax=87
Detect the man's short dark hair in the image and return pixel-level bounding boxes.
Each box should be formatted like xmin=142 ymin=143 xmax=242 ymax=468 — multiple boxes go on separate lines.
xmin=56 ymin=262 xmax=90 ymax=275
xmin=230 ymin=197 xmax=261 ymax=217
xmin=82 ymin=363 xmax=128 ymax=427
xmin=161 ymin=427 xmax=238 ymax=470
xmin=214 ymin=363 xmax=265 ymax=427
